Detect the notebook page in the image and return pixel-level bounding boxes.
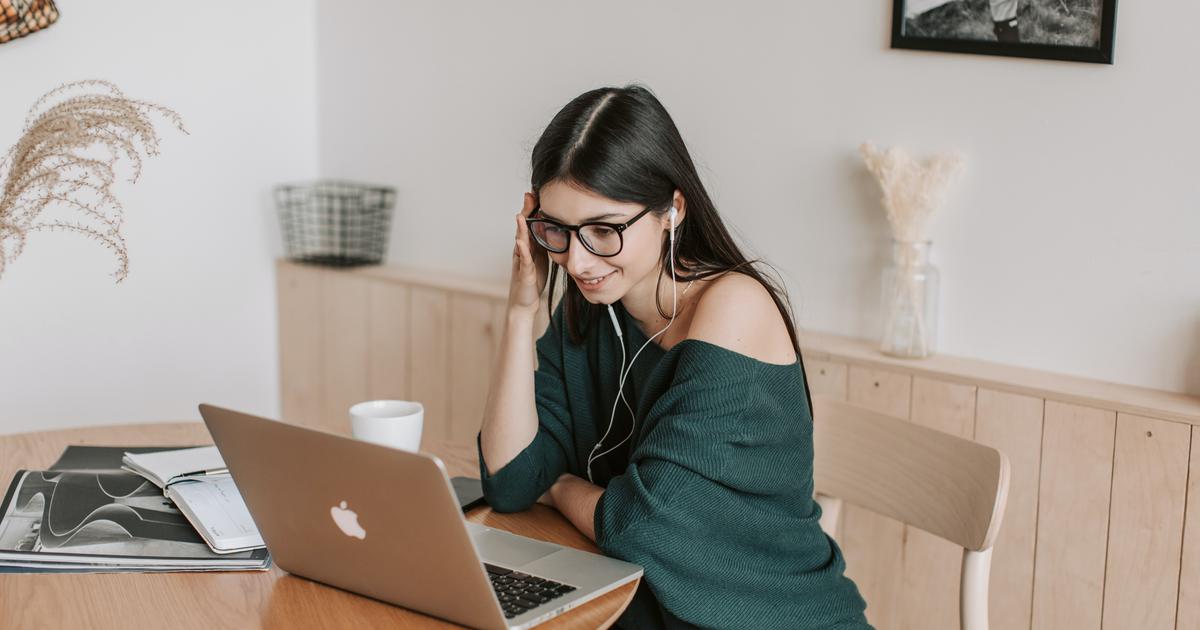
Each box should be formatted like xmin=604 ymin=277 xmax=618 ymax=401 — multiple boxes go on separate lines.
xmin=123 ymin=446 xmax=227 ymax=488
xmin=167 ymin=476 xmax=263 ymax=552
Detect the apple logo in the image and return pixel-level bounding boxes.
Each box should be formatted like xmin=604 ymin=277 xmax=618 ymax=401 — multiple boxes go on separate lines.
xmin=330 ymin=500 xmax=366 ymax=540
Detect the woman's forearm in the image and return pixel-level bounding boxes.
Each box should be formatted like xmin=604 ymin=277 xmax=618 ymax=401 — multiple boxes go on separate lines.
xmin=479 ymin=307 xmax=540 ymax=475
xmin=550 ymin=474 xmax=604 ymax=542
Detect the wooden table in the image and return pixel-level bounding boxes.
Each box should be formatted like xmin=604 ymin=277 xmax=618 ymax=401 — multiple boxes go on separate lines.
xmin=0 ymin=423 xmax=638 ymax=629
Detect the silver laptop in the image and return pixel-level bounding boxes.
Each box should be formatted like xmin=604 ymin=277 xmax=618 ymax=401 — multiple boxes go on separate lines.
xmin=198 ymin=404 xmax=642 ymax=630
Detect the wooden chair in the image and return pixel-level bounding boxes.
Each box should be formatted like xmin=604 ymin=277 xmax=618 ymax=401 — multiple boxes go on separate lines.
xmin=812 ymin=397 xmax=1010 ymax=630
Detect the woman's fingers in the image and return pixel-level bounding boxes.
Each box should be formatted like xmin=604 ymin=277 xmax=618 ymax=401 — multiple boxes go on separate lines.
xmin=507 ymin=192 xmax=544 ymax=311
xmin=518 ymin=211 xmax=547 ymax=268
xmin=515 ymin=228 xmax=528 ymax=264
xmin=518 ymin=193 xmax=538 ymax=246
xmin=509 ymin=191 xmax=547 ymax=305
xmin=517 ymin=194 xmax=548 ymax=261
xmin=520 ymin=191 xmax=537 ymax=217
xmin=514 ymin=213 xmax=537 ymax=278
xmin=515 ymin=213 xmax=531 ymax=258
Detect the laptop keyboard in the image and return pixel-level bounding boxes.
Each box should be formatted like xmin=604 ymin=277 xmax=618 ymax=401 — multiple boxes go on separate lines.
xmin=484 ymin=563 xmax=578 ymax=619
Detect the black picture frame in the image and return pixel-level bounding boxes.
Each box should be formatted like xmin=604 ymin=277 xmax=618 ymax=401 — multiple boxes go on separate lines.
xmin=891 ymin=0 xmax=1118 ymax=64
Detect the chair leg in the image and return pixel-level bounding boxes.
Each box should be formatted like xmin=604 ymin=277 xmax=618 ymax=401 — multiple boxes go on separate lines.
xmin=961 ymin=548 xmax=993 ymax=630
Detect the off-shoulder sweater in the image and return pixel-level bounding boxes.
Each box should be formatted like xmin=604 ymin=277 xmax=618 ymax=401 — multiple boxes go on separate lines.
xmin=477 ymin=302 xmax=871 ymax=629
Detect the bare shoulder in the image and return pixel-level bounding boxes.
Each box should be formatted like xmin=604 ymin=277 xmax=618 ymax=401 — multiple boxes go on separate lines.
xmin=686 ymin=272 xmax=797 ymax=365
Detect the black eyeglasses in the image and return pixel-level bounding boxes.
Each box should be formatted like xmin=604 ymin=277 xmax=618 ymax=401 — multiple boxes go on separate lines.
xmin=525 ymin=204 xmax=656 ymax=257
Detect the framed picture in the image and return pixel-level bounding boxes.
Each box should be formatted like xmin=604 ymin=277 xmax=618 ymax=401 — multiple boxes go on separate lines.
xmin=892 ymin=0 xmax=1118 ymax=64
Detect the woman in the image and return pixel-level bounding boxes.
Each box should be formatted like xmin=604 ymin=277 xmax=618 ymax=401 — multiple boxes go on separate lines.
xmin=478 ymin=84 xmax=870 ymax=629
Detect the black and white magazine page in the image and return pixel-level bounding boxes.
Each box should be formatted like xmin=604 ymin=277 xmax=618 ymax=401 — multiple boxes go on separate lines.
xmin=0 ymin=469 xmax=268 ymax=571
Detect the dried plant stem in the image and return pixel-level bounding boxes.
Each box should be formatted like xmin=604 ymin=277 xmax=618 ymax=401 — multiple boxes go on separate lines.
xmin=0 ymin=79 xmax=187 ymax=282
xmin=881 ymin=248 xmax=931 ymax=357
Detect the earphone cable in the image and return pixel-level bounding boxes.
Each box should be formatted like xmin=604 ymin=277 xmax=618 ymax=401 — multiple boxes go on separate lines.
xmin=588 ymin=208 xmax=681 ymax=474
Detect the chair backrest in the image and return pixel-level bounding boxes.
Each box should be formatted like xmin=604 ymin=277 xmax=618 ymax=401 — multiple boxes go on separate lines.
xmin=812 ymin=396 xmax=1011 ymax=630
xmin=812 ymin=396 xmax=1010 ymax=552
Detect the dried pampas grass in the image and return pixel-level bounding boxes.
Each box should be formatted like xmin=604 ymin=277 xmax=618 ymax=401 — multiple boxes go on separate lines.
xmin=859 ymin=142 xmax=963 ymax=243
xmin=0 ymin=79 xmax=187 ymax=282
xmin=861 ymin=142 xmax=964 ymax=359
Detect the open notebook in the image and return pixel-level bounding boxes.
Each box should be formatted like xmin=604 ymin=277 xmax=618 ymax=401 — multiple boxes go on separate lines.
xmin=122 ymin=447 xmax=264 ymax=554
xmin=121 ymin=446 xmax=228 ymax=488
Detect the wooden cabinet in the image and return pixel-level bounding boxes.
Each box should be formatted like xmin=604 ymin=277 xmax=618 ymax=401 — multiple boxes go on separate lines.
xmin=276 ymin=260 xmax=1200 ymax=630
xmin=1032 ymin=402 xmax=1116 ymax=630
xmin=277 ymin=262 xmax=520 ymax=439
xmin=974 ymin=390 xmax=1044 ymax=630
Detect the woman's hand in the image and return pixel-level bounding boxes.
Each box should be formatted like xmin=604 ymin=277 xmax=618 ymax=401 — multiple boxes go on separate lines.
xmin=537 ymin=473 xmax=603 ymax=542
xmin=508 ymin=192 xmax=548 ymax=316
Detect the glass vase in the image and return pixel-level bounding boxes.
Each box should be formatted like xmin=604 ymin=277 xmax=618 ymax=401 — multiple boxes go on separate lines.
xmin=880 ymin=240 xmax=939 ymax=358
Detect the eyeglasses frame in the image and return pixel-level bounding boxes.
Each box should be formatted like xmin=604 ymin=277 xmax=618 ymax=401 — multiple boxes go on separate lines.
xmin=524 ymin=203 xmax=658 ymax=258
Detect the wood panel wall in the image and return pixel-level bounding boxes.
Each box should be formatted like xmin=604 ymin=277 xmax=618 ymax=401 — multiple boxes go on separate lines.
xmin=277 ymin=261 xmax=1200 ymax=630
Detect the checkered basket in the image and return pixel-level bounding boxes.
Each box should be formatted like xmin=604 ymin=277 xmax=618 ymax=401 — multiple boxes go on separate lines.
xmin=275 ymin=180 xmax=396 ymax=267
xmin=0 ymin=0 xmax=59 ymax=44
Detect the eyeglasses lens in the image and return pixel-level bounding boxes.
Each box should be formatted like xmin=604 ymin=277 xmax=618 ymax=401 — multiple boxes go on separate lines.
xmin=579 ymin=225 xmax=621 ymax=256
xmin=531 ymin=222 xmax=569 ymax=252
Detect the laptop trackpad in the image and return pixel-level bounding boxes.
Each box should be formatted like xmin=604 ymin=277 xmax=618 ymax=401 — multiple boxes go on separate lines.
xmin=473 ymin=529 xmax=559 ymax=568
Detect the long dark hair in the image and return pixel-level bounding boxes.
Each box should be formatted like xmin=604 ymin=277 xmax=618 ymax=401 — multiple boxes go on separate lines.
xmin=530 ymin=84 xmax=804 ymax=358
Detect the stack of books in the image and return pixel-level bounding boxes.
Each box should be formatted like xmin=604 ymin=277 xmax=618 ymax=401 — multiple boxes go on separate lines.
xmin=0 ymin=445 xmax=270 ymax=573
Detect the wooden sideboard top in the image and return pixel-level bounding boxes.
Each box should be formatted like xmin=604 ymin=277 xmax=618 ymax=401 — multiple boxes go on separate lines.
xmin=281 ymin=260 xmax=1200 ymax=426
xmin=337 ymin=261 xmax=509 ymax=300
xmin=801 ymin=331 xmax=1200 ymax=426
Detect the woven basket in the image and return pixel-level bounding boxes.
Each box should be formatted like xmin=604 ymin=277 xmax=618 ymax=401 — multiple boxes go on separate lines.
xmin=0 ymin=0 xmax=59 ymax=44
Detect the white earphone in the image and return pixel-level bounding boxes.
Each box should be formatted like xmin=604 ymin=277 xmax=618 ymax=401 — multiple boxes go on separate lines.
xmin=587 ymin=205 xmax=679 ymax=483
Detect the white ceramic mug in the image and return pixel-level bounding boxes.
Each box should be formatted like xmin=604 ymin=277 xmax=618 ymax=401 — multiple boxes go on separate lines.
xmin=349 ymin=400 xmax=424 ymax=452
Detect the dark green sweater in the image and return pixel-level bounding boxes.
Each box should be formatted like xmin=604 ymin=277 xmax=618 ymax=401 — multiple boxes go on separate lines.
xmin=477 ymin=302 xmax=871 ymax=629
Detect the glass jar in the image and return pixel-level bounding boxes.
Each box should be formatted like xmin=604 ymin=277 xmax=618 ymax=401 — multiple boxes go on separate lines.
xmin=880 ymin=240 xmax=939 ymax=358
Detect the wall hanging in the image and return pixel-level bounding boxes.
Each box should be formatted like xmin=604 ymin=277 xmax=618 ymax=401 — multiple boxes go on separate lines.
xmin=893 ymin=0 xmax=1118 ymax=63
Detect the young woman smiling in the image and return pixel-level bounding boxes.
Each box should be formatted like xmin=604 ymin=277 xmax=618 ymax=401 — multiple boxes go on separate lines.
xmin=477 ymin=85 xmax=871 ymax=629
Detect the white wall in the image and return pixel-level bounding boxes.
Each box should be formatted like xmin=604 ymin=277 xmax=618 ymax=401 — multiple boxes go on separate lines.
xmin=317 ymin=0 xmax=1200 ymax=394
xmin=1 ymin=2 xmax=1194 ymax=439
xmin=0 ymin=1 xmax=318 ymax=434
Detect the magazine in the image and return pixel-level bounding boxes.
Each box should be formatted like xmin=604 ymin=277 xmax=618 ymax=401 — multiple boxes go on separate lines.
xmin=0 ymin=447 xmax=270 ymax=572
